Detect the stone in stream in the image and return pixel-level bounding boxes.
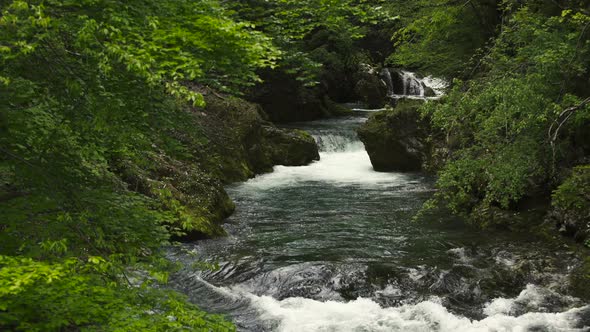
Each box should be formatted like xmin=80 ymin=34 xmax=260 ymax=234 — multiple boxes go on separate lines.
xmin=423 ymin=84 xmax=437 ymax=97
xmin=357 ymin=100 xmax=432 ymax=172
xmin=253 ymin=126 xmax=320 ymax=170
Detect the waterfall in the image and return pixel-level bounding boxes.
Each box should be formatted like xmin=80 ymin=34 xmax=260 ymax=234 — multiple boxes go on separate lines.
xmin=380 ymin=68 xmax=447 ymax=101
xmin=380 ymin=68 xmax=395 ymax=97
xmin=244 ymin=115 xmax=399 ymax=188
xmin=310 ymin=118 xmax=365 ymax=153
xmin=401 ymin=71 xmax=425 ymax=97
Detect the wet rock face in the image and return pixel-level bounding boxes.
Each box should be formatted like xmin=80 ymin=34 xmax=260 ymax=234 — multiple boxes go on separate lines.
xmin=246 ymin=126 xmax=320 ymax=173
xmin=353 ymin=67 xmax=388 ymax=109
xmin=264 ymin=127 xmax=320 ymax=166
xmin=357 ymin=101 xmax=429 ymax=172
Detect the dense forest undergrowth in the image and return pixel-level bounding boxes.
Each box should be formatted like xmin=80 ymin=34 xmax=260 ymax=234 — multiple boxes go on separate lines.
xmin=1 ymin=0 xmax=589 ymax=330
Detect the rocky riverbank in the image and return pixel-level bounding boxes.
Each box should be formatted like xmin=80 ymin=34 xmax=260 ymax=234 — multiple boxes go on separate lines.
xmin=115 ymin=88 xmax=320 ymax=240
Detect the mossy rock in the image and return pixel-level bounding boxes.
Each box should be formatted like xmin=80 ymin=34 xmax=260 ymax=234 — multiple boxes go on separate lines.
xmin=114 ymin=153 xmax=233 ymax=239
xmin=570 ymin=256 xmax=590 ymax=300
xmin=201 ymin=92 xmax=320 ymax=180
xmin=323 ymin=95 xmax=353 ymax=117
xmin=549 ymin=165 xmax=590 ymax=244
xmin=354 ymin=75 xmax=388 ymax=109
xmin=424 ymin=85 xmax=437 ymax=97
xmin=357 ymin=100 xmax=429 ymax=172
xmin=111 ymin=89 xmax=320 ymax=241
xmin=263 ymin=127 xmax=320 ymax=166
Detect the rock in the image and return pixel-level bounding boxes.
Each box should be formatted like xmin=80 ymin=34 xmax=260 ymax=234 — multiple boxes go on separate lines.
xmin=114 ymin=154 xmax=235 ymax=240
xmin=115 ymin=88 xmax=321 ymax=241
xmin=202 ymin=91 xmax=320 ymax=179
xmin=387 ymin=70 xmax=406 ymax=95
xmin=262 ymin=127 xmax=320 ymax=166
xmin=423 ymin=84 xmax=437 ymax=97
xmin=249 ymin=69 xmax=341 ymax=122
xmin=357 ymin=100 xmax=429 ymax=172
xmin=353 ymin=75 xmax=388 ymax=109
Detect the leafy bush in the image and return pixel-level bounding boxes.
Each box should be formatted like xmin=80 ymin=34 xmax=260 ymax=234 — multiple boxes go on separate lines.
xmin=0 ymin=0 xmax=284 ymax=329
xmin=416 ymin=3 xmax=590 ymax=221
xmin=0 ymin=256 xmax=235 ymax=331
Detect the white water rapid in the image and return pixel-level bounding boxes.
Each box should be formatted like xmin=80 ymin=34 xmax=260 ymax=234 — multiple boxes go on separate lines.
xmin=245 ymin=287 xmax=588 ymax=332
xmin=243 ymin=117 xmax=406 ymax=190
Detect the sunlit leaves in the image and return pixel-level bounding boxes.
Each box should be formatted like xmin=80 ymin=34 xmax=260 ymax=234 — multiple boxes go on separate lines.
xmin=0 ymin=1 xmax=279 ymax=329
xmin=0 ymin=256 xmax=235 ymax=331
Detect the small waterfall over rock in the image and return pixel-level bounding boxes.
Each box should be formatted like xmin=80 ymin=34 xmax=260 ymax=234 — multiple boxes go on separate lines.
xmin=380 ymin=68 xmax=447 ymax=101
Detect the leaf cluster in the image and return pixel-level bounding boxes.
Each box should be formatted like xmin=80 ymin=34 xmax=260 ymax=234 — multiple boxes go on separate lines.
xmin=415 ymin=2 xmax=590 ymax=219
xmin=0 ymin=0 xmax=284 ymax=329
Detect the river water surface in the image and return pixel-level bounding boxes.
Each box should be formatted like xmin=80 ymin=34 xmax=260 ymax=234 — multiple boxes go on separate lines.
xmin=169 ymin=112 xmax=590 ymax=331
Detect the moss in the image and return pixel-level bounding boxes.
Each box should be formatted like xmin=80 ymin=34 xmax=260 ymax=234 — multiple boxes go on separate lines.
xmin=550 ymin=165 xmax=590 ymax=243
xmin=323 ymin=95 xmax=353 ymax=116
xmin=111 ymin=89 xmax=319 ymax=241
xmin=357 ymin=99 xmax=430 ymax=172
xmin=570 ymin=256 xmax=590 ymax=301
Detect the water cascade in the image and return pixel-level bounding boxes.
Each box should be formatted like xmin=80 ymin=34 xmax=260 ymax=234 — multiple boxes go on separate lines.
xmin=169 ymin=112 xmax=589 ymax=331
xmin=380 ymin=68 xmax=447 ymax=100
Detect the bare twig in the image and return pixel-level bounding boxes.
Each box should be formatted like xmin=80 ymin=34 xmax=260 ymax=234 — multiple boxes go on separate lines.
xmin=548 ymin=96 xmax=590 ymax=175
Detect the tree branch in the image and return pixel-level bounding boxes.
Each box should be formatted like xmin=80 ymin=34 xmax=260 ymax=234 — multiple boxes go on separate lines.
xmin=548 ymin=96 xmax=590 ymax=176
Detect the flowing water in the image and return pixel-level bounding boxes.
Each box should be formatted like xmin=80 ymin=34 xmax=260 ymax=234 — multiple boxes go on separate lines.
xmin=169 ymin=112 xmax=590 ymax=331
xmin=380 ymin=69 xmax=447 ymax=100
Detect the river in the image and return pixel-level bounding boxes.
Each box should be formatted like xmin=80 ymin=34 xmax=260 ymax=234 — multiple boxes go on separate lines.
xmin=169 ymin=112 xmax=589 ymax=331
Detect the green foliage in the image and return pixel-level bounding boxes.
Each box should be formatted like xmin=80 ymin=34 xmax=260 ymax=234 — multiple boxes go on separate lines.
xmin=416 ymin=3 xmax=590 ymax=220
xmin=1 ymin=0 xmax=279 ymax=97
xmin=0 ymin=256 xmax=235 ymax=331
xmin=388 ymin=0 xmax=499 ymax=77
xmin=552 ymin=165 xmax=590 ymax=215
xmin=552 ymin=169 xmax=590 ymax=244
xmin=0 ymin=0 xmax=289 ymax=329
xmin=226 ymin=0 xmax=395 ymax=86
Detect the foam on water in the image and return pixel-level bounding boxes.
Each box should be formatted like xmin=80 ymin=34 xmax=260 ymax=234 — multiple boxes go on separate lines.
xmin=483 ymin=284 xmax=581 ymax=317
xmin=246 ymin=292 xmax=588 ymax=332
xmin=422 ymin=75 xmax=449 ymax=96
xmin=241 ymin=114 xmax=410 ymax=190
xmin=241 ymin=150 xmax=406 ymax=190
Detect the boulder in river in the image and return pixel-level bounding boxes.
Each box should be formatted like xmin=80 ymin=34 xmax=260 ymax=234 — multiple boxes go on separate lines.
xmin=247 ymin=125 xmax=320 ymax=173
xmin=357 ymin=100 xmax=430 ymax=172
